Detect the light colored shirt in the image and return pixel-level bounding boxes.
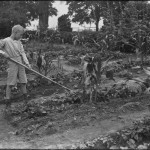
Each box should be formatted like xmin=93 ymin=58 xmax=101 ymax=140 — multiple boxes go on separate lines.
xmin=0 ymin=37 xmax=29 ymax=65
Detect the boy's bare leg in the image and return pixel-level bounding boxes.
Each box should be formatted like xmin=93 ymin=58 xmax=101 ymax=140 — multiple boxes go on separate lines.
xmin=5 ymin=85 xmax=12 ymax=108
xmin=20 ymin=83 xmax=27 ymax=95
xmin=6 ymin=85 xmax=11 ymax=100
xmin=20 ymin=83 xmax=29 ymax=104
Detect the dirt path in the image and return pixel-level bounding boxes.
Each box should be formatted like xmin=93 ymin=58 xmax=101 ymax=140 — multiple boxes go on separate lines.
xmin=0 ymin=105 xmax=32 ymax=148
xmin=0 ymin=104 xmax=149 ymax=149
xmin=37 ymin=110 xmax=150 ymax=149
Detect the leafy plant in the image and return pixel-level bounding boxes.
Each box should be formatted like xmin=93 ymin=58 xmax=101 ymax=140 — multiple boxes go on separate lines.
xmin=106 ymin=79 xmax=147 ymax=99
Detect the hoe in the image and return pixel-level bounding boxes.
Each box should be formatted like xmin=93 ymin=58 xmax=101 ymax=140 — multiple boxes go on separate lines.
xmin=0 ymin=50 xmax=72 ymax=92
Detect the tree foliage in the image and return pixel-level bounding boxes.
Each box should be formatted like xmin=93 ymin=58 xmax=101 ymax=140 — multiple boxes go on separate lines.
xmin=58 ymin=14 xmax=72 ymax=32
xmin=0 ymin=1 xmax=30 ymax=37
xmin=67 ymin=1 xmax=107 ymax=31
xmin=0 ymin=1 xmax=57 ymax=37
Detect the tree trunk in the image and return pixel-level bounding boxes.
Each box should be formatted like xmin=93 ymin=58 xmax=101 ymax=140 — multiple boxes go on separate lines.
xmin=38 ymin=1 xmax=49 ymax=32
xmin=107 ymin=2 xmax=114 ymax=33
xmin=138 ymin=29 xmax=143 ymax=68
xmin=119 ymin=2 xmax=123 ymax=36
xmin=95 ymin=20 xmax=99 ymax=31
xmin=39 ymin=14 xmax=44 ymax=31
xmin=90 ymin=3 xmax=100 ymax=32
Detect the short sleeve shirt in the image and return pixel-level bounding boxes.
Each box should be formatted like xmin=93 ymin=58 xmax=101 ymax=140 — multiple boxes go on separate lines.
xmin=0 ymin=37 xmax=25 ymax=58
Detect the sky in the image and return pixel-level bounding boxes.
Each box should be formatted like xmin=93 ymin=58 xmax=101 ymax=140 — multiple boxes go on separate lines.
xmin=26 ymin=1 xmax=103 ymax=31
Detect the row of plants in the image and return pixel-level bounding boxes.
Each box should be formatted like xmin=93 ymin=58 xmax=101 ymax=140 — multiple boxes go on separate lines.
xmin=76 ymin=116 xmax=150 ymax=149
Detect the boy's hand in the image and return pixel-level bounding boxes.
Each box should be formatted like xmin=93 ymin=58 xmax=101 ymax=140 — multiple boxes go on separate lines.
xmin=3 ymin=53 xmax=9 ymax=58
xmin=0 ymin=50 xmax=9 ymax=58
xmin=26 ymin=64 xmax=32 ymax=69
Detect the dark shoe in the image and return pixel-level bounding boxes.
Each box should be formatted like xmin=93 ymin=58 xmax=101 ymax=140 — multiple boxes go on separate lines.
xmin=22 ymin=94 xmax=30 ymax=105
xmin=19 ymin=93 xmax=29 ymax=100
xmin=4 ymin=97 xmax=11 ymax=109
xmin=23 ymin=93 xmax=30 ymax=100
xmin=6 ymin=103 xmax=11 ymax=109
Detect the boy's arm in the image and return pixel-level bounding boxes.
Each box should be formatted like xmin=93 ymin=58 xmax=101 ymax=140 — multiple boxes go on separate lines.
xmin=0 ymin=39 xmax=9 ymax=58
xmin=19 ymin=42 xmax=31 ymax=68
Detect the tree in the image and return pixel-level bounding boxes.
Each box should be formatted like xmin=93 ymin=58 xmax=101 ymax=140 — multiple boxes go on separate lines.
xmin=67 ymin=1 xmax=107 ymax=31
xmin=35 ymin=1 xmax=57 ymax=32
xmin=100 ymin=1 xmax=129 ymax=36
xmin=123 ymin=1 xmax=150 ymax=66
xmin=0 ymin=1 xmax=58 ymax=37
xmin=58 ymin=14 xmax=72 ymax=32
xmin=0 ymin=1 xmax=32 ymax=37
xmin=100 ymin=1 xmax=150 ymax=51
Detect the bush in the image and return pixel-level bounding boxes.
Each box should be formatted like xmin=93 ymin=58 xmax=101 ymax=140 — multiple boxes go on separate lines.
xmin=60 ymin=31 xmax=73 ymax=44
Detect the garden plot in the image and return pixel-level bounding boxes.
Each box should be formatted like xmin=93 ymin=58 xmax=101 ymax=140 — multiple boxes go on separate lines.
xmin=1 ymin=43 xmax=150 ymax=148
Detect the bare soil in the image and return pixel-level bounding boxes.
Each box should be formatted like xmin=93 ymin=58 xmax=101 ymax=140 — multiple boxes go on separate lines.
xmin=0 ymin=57 xmax=150 ymax=149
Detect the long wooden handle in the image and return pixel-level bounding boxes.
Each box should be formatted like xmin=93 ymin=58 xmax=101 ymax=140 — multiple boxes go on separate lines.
xmin=6 ymin=56 xmax=72 ymax=91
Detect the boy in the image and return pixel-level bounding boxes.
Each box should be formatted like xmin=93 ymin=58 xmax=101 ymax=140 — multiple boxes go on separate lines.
xmin=0 ymin=25 xmax=31 ymax=108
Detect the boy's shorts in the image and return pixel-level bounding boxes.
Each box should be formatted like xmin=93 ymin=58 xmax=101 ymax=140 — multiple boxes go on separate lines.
xmin=7 ymin=57 xmax=27 ymax=86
